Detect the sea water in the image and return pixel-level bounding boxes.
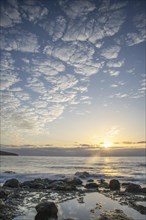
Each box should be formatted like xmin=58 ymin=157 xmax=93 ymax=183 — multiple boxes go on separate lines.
xmin=0 ymin=156 xmax=146 ymax=185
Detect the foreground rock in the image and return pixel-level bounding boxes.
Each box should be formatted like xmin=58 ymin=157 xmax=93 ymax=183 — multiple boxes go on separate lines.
xmin=35 ymin=201 xmax=58 ymax=220
xmin=3 ymin=178 xmax=20 ymax=188
xmin=64 ymin=177 xmax=83 ymax=185
xmin=75 ymin=171 xmax=90 ymax=178
xmin=85 ymin=182 xmax=99 ymax=189
xmin=125 ymin=183 xmax=141 ymax=193
xmin=96 ymin=209 xmax=134 ymax=220
xmin=109 ymin=179 xmax=120 ymax=191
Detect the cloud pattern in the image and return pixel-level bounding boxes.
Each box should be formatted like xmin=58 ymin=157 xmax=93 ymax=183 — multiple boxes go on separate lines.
xmin=0 ymin=0 xmax=145 ymax=141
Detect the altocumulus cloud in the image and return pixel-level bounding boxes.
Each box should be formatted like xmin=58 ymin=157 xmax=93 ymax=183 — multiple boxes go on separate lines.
xmin=0 ymin=0 xmax=145 ymax=143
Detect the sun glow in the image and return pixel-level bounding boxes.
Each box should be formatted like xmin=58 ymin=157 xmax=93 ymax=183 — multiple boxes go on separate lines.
xmin=101 ymin=141 xmax=113 ymax=148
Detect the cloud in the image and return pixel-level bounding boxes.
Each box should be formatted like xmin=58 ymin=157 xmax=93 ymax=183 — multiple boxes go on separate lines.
xmin=26 ymin=79 xmax=46 ymax=94
xmin=0 ymin=0 xmax=22 ymax=28
xmin=98 ymin=0 xmax=128 ymax=12
xmin=58 ymin=0 xmax=96 ymax=19
xmin=20 ymin=4 xmax=48 ymax=23
xmin=62 ymin=8 xmax=125 ymax=44
xmin=40 ymin=16 xmax=66 ymax=42
xmin=1 ymin=30 xmax=39 ymax=53
xmin=44 ymin=41 xmax=102 ymax=76
xmin=109 ymin=70 xmax=120 ymax=77
xmin=110 ymin=93 xmax=128 ymax=98
xmin=101 ymin=45 xmax=121 ymax=59
xmin=106 ymin=60 xmax=124 ymax=68
xmin=110 ymin=84 xmax=118 ymax=88
xmin=0 ymin=72 xmax=20 ymax=91
xmin=31 ymin=56 xmax=65 ymax=76
xmin=46 ymin=74 xmax=78 ymax=91
xmin=126 ymin=13 xmax=146 ymax=46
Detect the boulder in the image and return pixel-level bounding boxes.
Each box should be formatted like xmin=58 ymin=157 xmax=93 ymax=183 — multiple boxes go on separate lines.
xmin=22 ymin=179 xmax=44 ymax=189
xmin=87 ymin=179 xmax=94 ymax=182
xmin=141 ymin=187 xmax=146 ymax=193
xmin=85 ymin=182 xmax=99 ymax=189
xmin=75 ymin=171 xmax=90 ymax=178
xmin=3 ymin=179 xmax=20 ymax=188
xmin=0 ymin=189 xmax=8 ymax=199
xmin=125 ymin=183 xmax=141 ymax=193
xmin=64 ymin=177 xmax=82 ymax=185
xmin=48 ymin=181 xmax=65 ymax=190
xmin=22 ymin=178 xmax=52 ymax=189
xmin=109 ymin=179 xmax=120 ymax=191
xmin=35 ymin=201 xmax=58 ymax=220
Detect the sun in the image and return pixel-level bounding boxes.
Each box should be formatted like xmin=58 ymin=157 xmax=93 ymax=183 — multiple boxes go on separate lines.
xmin=101 ymin=141 xmax=113 ymax=148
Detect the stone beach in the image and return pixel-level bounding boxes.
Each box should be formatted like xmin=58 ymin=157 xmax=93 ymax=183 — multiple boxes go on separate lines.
xmin=0 ymin=172 xmax=146 ymax=220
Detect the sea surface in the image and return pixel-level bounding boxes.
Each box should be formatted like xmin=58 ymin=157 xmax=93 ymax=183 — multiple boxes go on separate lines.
xmin=0 ymin=156 xmax=146 ymax=185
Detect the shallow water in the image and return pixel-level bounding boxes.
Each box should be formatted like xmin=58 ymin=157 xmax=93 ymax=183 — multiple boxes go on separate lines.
xmin=13 ymin=192 xmax=146 ymax=220
xmin=0 ymin=156 xmax=146 ymax=185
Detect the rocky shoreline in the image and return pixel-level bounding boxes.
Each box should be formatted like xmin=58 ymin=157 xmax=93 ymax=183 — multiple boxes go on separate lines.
xmin=0 ymin=172 xmax=146 ymax=220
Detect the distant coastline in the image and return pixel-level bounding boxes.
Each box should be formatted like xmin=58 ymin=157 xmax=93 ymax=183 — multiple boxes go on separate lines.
xmin=0 ymin=150 xmax=18 ymax=156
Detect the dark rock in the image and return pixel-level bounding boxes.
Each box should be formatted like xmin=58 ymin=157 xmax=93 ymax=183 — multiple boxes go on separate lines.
xmin=109 ymin=179 xmax=120 ymax=191
xmin=22 ymin=178 xmax=52 ymax=189
xmin=35 ymin=201 xmax=58 ymax=220
xmin=87 ymin=179 xmax=94 ymax=182
xmin=98 ymin=217 xmax=109 ymax=220
xmin=48 ymin=181 xmax=65 ymax=190
xmin=141 ymin=187 xmax=146 ymax=193
xmin=64 ymin=177 xmax=82 ymax=185
xmin=3 ymin=171 xmax=16 ymax=174
xmin=0 ymin=200 xmax=16 ymax=220
xmin=47 ymin=180 xmax=77 ymax=191
xmin=125 ymin=183 xmax=141 ymax=193
xmin=136 ymin=205 xmax=146 ymax=215
xmin=3 ymin=179 xmax=20 ymax=188
xmin=0 ymin=189 xmax=8 ymax=199
xmin=121 ymin=182 xmax=131 ymax=187
xmin=75 ymin=171 xmax=90 ymax=178
xmin=132 ymin=203 xmax=146 ymax=215
xmin=22 ymin=179 xmax=44 ymax=189
xmin=85 ymin=182 xmax=99 ymax=189
xmin=100 ymin=179 xmax=105 ymax=184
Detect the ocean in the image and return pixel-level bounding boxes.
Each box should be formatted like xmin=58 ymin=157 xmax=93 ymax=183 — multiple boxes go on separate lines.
xmin=0 ymin=156 xmax=146 ymax=185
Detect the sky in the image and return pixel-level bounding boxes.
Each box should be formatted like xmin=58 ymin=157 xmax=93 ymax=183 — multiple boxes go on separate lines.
xmin=0 ymin=0 xmax=146 ymax=152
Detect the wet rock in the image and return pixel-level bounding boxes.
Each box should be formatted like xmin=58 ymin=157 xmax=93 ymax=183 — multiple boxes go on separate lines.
xmin=3 ymin=171 xmax=16 ymax=174
xmin=140 ymin=187 xmax=146 ymax=193
xmin=0 ymin=189 xmax=8 ymax=199
xmin=22 ymin=178 xmax=52 ymax=189
xmin=0 ymin=199 xmax=16 ymax=220
xmin=87 ymin=179 xmax=94 ymax=182
xmin=22 ymin=179 xmax=45 ymax=189
xmin=100 ymin=179 xmax=106 ymax=184
xmin=3 ymin=178 xmax=20 ymax=188
xmin=136 ymin=204 xmax=146 ymax=215
xmin=99 ymin=179 xmax=109 ymax=188
xmin=125 ymin=183 xmax=141 ymax=193
xmin=49 ymin=181 xmax=66 ymax=190
xmin=131 ymin=202 xmax=146 ymax=215
xmin=97 ymin=217 xmax=109 ymax=220
xmin=35 ymin=201 xmax=58 ymax=220
xmin=85 ymin=182 xmax=99 ymax=189
xmin=75 ymin=171 xmax=90 ymax=178
xmin=64 ymin=177 xmax=82 ymax=185
xmin=121 ymin=182 xmax=130 ymax=187
xmin=49 ymin=180 xmax=76 ymax=191
xmin=97 ymin=209 xmax=134 ymax=220
xmin=109 ymin=179 xmax=120 ymax=191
